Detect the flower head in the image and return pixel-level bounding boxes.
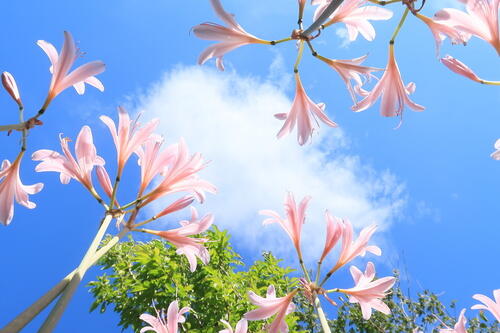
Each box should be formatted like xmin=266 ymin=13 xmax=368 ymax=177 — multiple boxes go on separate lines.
xmin=440 ymin=55 xmax=483 ymax=82
xmin=193 ymin=0 xmax=269 ymax=71
xmin=219 ymin=318 xmax=248 ymax=333
xmin=416 ymin=14 xmax=468 ymax=56
xmin=1 ymin=71 xmax=22 ymax=107
xmin=319 ymin=211 xmax=343 ymax=263
xmin=439 ymin=309 xmax=467 ymax=333
xmin=139 ymin=300 xmax=190 ymax=333
xmin=471 ymin=289 xmax=500 ymax=322
xmin=32 ymin=126 xmax=105 ymax=191
xmin=341 ymin=262 xmax=396 ymax=320
xmin=245 ymin=285 xmax=297 ymax=333
xmin=275 ymin=73 xmax=337 ymax=145
xmin=0 ymin=152 xmax=43 ymax=226
xmin=37 ymin=31 xmax=105 ymax=108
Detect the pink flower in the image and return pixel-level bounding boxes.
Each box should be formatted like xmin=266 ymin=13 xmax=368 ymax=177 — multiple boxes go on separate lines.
xmin=32 ymin=126 xmax=105 ymax=191
xmin=0 ymin=152 xmax=43 ymax=226
xmin=341 ymin=262 xmax=396 ymax=320
xmin=330 ymin=220 xmax=381 ymax=273
xmin=471 ymin=289 xmax=500 ymax=322
xmin=1 ymin=71 xmax=22 ymax=106
xmin=313 ymin=0 xmax=393 ymax=41
xmin=141 ymin=139 xmax=216 ymax=207
xmin=193 ymin=0 xmax=269 ymax=71
xmin=37 ymin=31 xmax=105 ymax=108
xmin=352 ymin=45 xmax=425 ymax=123
xmin=96 ymin=165 xmax=113 ymax=199
xmin=245 ymin=285 xmax=297 ymax=333
xmin=317 ymin=54 xmax=382 ymax=102
xmin=416 ymin=14 xmax=468 ymax=56
xmin=100 ymin=106 xmax=159 ymax=176
xmin=439 ymin=309 xmax=467 ymax=333
xmin=154 ymin=196 xmax=196 ymax=220
xmin=440 ymin=55 xmax=483 ymax=83
xmin=275 ymin=73 xmax=337 ymax=145
xmin=143 ymin=209 xmax=213 ymax=272
xmin=139 ymin=300 xmax=190 ymax=333
xmin=319 ymin=211 xmax=343 ymax=263
xmin=260 ymin=192 xmax=311 ymax=258
xmin=435 ymin=0 xmax=500 ymax=55
xmin=491 ymin=139 xmax=500 ymax=160
xmin=219 ymin=318 xmax=248 ymax=333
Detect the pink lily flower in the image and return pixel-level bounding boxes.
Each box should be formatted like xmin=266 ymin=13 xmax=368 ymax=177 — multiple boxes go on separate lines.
xmin=491 ymin=139 xmax=500 ymax=160
xmin=341 ymin=262 xmax=396 ymax=320
xmin=154 ymin=196 xmax=196 ymax=220
xmin=313 ymin=0 xmax=393 ymax=41
xmin=435 ymin=0 xmax=500 ymax=55
xmin=439 ymin=309 xmax=467 ymax=333
xmin=193 ymin=0 xmax=270 ymax=71
xmin=100 ymin=106 xmax=159 ymax=176
xmin=142 ymin=209 xmax=213 ymax=272
xmin=0 ymin=152 xmax=43 ymax=226
xmin=32 ymin=126 xmax=105 ymax=191
xmin=471 ymin=289 xmax=500 ymax=322
xmin=275 ymin=73 xmax=337 ymax=146
xmin=319 ymin=211 xmax=343 ymax=263
xmin=139 ymin=300 xmax=190 ymax=333
xmin=245 ymin=285 xmax=297 ymax=333
xmin=141 ymin=138 xmax=216 ymax=207
xmin=317 ymin=54 xmax=382 ymax=102
xmin=260 ymin=192 xmax=311 ymax=258
xmin=440 ymin=55 xmax=483 ymax=83
xmin=352 ymin=45 xmax=425 ymax=123
xmin=96 ymin=165 xmax=114 ymax=200
xmin=330 ymin=220 xmax=381 ymax=273
xmin=219 ymin=318 xmax=248 ymax=333
xmin=1 ymin=71 xmax=22 ymax=107
xmin=416 ymin=14 xmax=468 ymax=56
xmin=37 ymin=31 xmax=105 ymax=109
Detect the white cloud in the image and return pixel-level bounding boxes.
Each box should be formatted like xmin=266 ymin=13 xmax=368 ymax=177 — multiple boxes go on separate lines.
xmin=136 ymin=65 xmax=406 ymax=265
xmin=335 ymin=27 xmax=351 ymax=48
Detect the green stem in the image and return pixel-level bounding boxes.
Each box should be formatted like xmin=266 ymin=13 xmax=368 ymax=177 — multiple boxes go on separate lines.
xmin=314 ymin=296 xmax=332 ymax=333
xmin=294 ymin=41 xmax=305 ymax=73
xmin=390 ymin=8 xmax=410 ymax=44
xmin=480 ymin=80 xmax=500 ymax=85
xmin=109 ymin=176 xmax=121 ymax=209
xmin=315 ymin=261 xmax=322 ymax=285
xmin=270 ymin=37 xmax=293 ymax=45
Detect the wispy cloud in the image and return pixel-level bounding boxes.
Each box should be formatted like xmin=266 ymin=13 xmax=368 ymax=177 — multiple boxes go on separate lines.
xmin=136 ymin=65 xmax=406 ymax=264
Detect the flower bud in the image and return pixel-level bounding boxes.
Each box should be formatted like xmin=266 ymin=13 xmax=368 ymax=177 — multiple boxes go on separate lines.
xmin=1 ymin=72 xmax=22 ymax=107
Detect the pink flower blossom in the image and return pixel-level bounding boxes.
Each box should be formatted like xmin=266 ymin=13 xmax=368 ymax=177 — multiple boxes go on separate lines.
xmin=143 ymin=209 xmax=213 ymax=272
xmin=275 ymin=73 xmax=337 ymax=145
xmin=96 ymin=165 xmax=114 ymax=199
xmin=32 ymin=126 xmax=105 ymax=191
xmin=245 ymin=285 xmax=297 ymax=333
xmin=491 ymin=139 xmax=500 ymax=160
xmin=416 ymin=14 xmax=468 ymax=56
xmin=313 ymin=0 xmax=393 ymax=41
xmin=439 ymin=309 xmax=467 ymax=333
xmin=1 ymin=71 xmax=22 ymax=106
xmin=352 ymin=46 xmax=425 ymax=123
xmin=319 ymin=211 xmax=343 ymax=263
xmin=471 ymin=289 xmax=500 ymax=322
xmin=260 ymin=192 xmax=311 ymax=258
xmin=435 ymin=0 xmax=500 ymax=55
xmin=139 ymin=301 xmax=190 ymax=333
xmin=0 ymin=152 xmax=43 ymax=226
xmin=100 ymin=106 xmax=159 ymax=176
xmin=37 ymin=31 xmax=105 ymax=108
xmin=440 ymin=55 xmax=482 ymax=83
xmin=193 ymin=0 xmax=269 ymax=71
xmin=219 ymin=318 xmax=248 ymax=333
xmin=141 ymin=139 xmax=216 ymax=207
xmin=330 ymin=220 xmax=381 ymax=272
xmin=341 ymin=262 xmax=396 ymax=320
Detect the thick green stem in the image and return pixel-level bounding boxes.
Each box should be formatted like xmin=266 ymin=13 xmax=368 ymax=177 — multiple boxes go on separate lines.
xmin=314 ymin=296 xmax=332 ymax=333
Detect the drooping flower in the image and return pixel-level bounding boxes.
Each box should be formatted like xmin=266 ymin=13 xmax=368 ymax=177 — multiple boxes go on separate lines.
xmin=471 ymin=289 xmax=500 ymax=322
xmin=416 ymin=14 xmax=468 ymax=56
xmin=0 ymin=152 xmax=43 ymax=226
xmin=154 ymin=196 xmax=196 ymax=220
xmin=139 ymin=301 xmax=190 ymax=333
xmin=140 ymin=138 xmax=216 ymax=207
xmin=32 ymin=126 xmax=104 ymax=191
xmin=491 ymin=139 xmax=500 ymax=160
xmin=219 ymin=318 xmax=248 ymax=333
xmin=352 ymin=45 xmax=425 ymax=123
xmin=316 ymin=54 xmax=382 ymax=102
xmin=440 ymin=55 xmax=483 ymax=83
xmin=313 ymin=0 xmax=393 ymax=41
xmin=245 ymin=285 xmax=297 ymax=333
xmin=141 ymin=209 xmax=213 ymax=272
xmin=340 ymin=262 xmax=396 ymax=320
xmin=1 ymin=71 xmax=22 ymax=106
xmin=439 ymin=309 xmax=467 ymax=333
xmin=100 ymin=106 xmax=159 ymax=176
xmin=37 ymin=31 xmax=105 ymax=109
xmin=319 ymin=211 xmax=343 ymax=263
xmin=260 ymin=192 xmax=311 ymax=258
xmin=435 ymin=0 xmax=500 ymax=55
xmin=193 ymin=0 xmax=270 ymax=71
xmin=275 ymin=73 xmax=337 ymax=145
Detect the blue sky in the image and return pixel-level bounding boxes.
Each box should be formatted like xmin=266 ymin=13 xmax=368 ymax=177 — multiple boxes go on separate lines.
xmin=0 ymin=0 xmax=499 ymax=332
